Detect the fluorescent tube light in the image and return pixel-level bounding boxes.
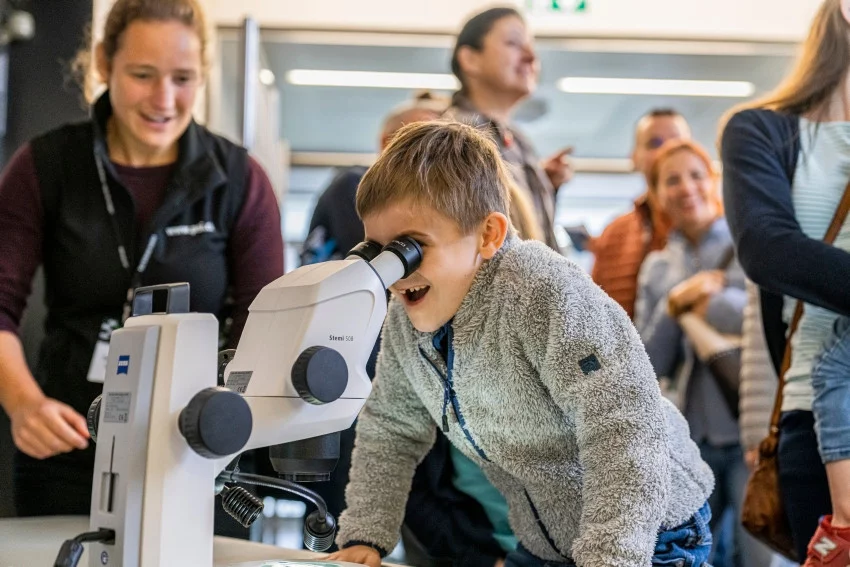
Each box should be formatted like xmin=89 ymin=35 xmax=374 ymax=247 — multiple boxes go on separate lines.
xmin=286 ymin=69 xmax=460 ymax=90
xmin=556 ymin=77 xmax=755 ymax=98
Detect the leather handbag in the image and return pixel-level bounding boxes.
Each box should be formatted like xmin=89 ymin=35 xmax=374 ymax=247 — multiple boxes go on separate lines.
xmin=741 ymin=179 xmax=850 ymax=560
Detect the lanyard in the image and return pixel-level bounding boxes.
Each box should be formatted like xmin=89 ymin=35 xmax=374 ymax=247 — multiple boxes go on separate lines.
xmin=94 ymin=151 xmax=159 ymax=321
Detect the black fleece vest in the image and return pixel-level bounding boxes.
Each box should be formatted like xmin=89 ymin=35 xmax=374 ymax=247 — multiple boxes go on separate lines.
xmin=28 ymin=111 xmax=247 ymax=469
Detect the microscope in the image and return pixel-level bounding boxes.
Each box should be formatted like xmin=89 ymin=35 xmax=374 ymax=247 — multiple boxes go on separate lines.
xmin=55 ymin=237 xmax=422 ymax=567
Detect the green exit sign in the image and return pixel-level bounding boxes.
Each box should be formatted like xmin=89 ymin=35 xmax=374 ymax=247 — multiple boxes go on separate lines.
xmin=527 ymin=0 xmax=588 ymax=12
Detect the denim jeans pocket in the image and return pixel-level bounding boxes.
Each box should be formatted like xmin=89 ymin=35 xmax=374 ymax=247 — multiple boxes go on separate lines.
xmin=690 ymin=502 xmax=712 ymax=546
xmin=653 ymin=503 xmax=713 ymax=567
xmin=653 ymin=552 xmax=696 ymax=567
xmin=811 ymin=315 xmax=850 ymax=462
xmin=812 ymin=315 xmax=850 ymax=383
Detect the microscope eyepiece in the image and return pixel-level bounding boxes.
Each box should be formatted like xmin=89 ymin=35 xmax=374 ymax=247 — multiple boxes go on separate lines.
xmin=382 ymin=237 xmax=423 ymax=280
xmin=358 ymin=236 xmax=423 ymax=290
xmin=346 ymin=240 xmax=382 ymax=262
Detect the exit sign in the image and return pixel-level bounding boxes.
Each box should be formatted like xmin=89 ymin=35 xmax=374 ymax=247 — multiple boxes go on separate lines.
xmin=526 ymin=0 xmax=588 ymax=13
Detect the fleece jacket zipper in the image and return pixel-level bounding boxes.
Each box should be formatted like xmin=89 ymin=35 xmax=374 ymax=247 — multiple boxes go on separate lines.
xmin=524 ymin=490 xmax=570 ymax=559
xmin=419 ymin=326 xmax=489 ymax=462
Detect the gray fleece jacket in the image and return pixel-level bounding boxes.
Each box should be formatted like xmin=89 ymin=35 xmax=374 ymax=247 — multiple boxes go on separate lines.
xmin=337 ymin=236 xmax=714 ymax=567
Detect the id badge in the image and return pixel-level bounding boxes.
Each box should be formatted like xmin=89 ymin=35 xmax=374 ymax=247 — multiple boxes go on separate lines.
xmin=87 ymin=317 xmax=121 ymax=383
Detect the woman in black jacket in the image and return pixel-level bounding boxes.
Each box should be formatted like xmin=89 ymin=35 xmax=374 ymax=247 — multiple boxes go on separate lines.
xmin=721 ymin=0 xmax=850 ymax=562
xmin=0 ymin=0 xmax=283 ymax=518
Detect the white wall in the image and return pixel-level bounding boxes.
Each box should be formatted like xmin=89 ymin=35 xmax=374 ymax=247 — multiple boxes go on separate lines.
xmin=208 ymin=0 xmax=822 ymax=41
xmin=94 ymin=0 xmax=822 ymax=42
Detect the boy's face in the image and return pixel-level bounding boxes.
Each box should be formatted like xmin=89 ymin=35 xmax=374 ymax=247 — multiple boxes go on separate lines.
xmin=363 ymin=201 xmax=503 ymax=333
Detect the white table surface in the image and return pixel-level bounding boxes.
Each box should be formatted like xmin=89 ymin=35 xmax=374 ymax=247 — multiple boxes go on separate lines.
xmin=0 ymin=516 xmax=402 ymax=566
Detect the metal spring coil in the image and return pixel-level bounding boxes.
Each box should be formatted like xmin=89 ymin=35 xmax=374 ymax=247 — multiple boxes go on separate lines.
xmin=220 ymin=485 xmax=264 ymax=528
xmin=302 ymin=524 xmax=335 ymax=552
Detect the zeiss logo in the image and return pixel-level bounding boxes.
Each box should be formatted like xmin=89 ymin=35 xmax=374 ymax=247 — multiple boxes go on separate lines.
xmin=117 ymin=355 xmax=130 ymax=375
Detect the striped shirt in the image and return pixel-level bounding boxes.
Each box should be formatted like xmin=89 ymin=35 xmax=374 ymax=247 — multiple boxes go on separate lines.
xmin=782 ymin=118 xmax=850 ymax=412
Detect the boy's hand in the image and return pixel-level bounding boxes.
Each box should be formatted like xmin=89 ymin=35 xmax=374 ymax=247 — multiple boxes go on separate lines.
xmin=325 ymin=545 xmax=381 ymax=566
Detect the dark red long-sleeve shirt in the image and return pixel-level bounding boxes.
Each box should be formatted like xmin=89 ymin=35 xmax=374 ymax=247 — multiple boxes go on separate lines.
xmin=0 ymin=143 xmax=283 ymax=343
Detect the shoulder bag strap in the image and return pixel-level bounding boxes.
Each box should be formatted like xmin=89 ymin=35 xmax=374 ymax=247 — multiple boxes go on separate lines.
xmin=768 ymin=179 xmax=850 ymax=432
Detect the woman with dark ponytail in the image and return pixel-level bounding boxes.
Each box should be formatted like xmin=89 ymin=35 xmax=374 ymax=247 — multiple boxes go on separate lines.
xmin=446 ymin=7 xmax=573 ymax=252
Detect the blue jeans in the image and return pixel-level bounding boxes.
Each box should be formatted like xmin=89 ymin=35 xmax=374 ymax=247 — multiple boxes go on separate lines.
xmin=811 ymin=315 xmax=850 ymax=463
xmin=504 ymin=502 xmax=712 ymax=567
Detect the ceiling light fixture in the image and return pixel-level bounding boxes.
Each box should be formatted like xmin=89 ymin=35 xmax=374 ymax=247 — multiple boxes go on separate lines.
xmin=286 ymin=69 xmax=460 ymax=90
xmin=259 ymin=69 xmax=276 ymax=86
xmin=556 ymin=77 xmax=755 ymax=98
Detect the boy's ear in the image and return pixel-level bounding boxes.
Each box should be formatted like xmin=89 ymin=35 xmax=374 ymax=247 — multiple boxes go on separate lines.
xmin=479 ymin=212 xmax=509 ymax=260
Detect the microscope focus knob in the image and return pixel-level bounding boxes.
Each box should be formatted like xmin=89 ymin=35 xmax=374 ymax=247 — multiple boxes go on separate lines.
xmin=179 ymin=387 xmax=253 ymax=459
xmin=292 ymin=346 xmax=348 ymax=405
xmin=87 ymin=395 xmax=103 ymax=443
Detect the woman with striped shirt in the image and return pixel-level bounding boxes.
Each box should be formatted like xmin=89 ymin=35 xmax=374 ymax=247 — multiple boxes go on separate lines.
xmin=721 ymin=0 xmax=850 ymax=563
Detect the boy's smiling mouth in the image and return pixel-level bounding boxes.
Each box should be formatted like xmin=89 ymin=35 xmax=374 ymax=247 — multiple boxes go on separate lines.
xmin=399 ymin=285 xmax=431 ymax=305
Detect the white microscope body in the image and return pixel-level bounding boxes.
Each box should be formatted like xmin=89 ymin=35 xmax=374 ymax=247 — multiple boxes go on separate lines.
xmin=83 ymin=239 xmax=421 ymax=567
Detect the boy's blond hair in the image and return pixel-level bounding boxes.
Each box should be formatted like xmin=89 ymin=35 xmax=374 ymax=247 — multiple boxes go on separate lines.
xmin=357 ymin=120 xmax=515 ymax=235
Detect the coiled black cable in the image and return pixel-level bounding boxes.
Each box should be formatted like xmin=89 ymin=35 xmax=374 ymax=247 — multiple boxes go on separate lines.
xmin=216 ymin=470 xmax=336 ymax=552
xmin=217 ymin=470 xmax=329 ymax=520
xmin=220 ymin=484 xmax=264 ymax=527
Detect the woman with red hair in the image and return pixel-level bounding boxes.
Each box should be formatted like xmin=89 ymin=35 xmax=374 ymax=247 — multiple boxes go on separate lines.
xmin=635 ymin=140 xmax=770 ymax=566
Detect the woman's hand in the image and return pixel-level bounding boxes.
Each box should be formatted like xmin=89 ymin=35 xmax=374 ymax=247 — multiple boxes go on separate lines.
xmin=541 ymin=147 xmax=574 ymax=190
xmin=745 ymin=448 xmax=759 ymax=471
xmin=325 ymin=545 xmax=382 ymax=567
xmin=9 ymin=393 xmax=89 ymax=459
xmin=667 ymin=270 xmax=725 ymax=318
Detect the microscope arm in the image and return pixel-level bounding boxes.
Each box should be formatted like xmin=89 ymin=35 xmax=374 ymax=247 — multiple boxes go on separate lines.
xmin=212 ymin=238 xmax=423 ymax=477
xmin=212 ymin=396 xmax=366 ymax=475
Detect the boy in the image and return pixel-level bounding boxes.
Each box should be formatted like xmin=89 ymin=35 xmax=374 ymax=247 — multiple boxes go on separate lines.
xmin=326 ymin=121 xmax=714 ymax=567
